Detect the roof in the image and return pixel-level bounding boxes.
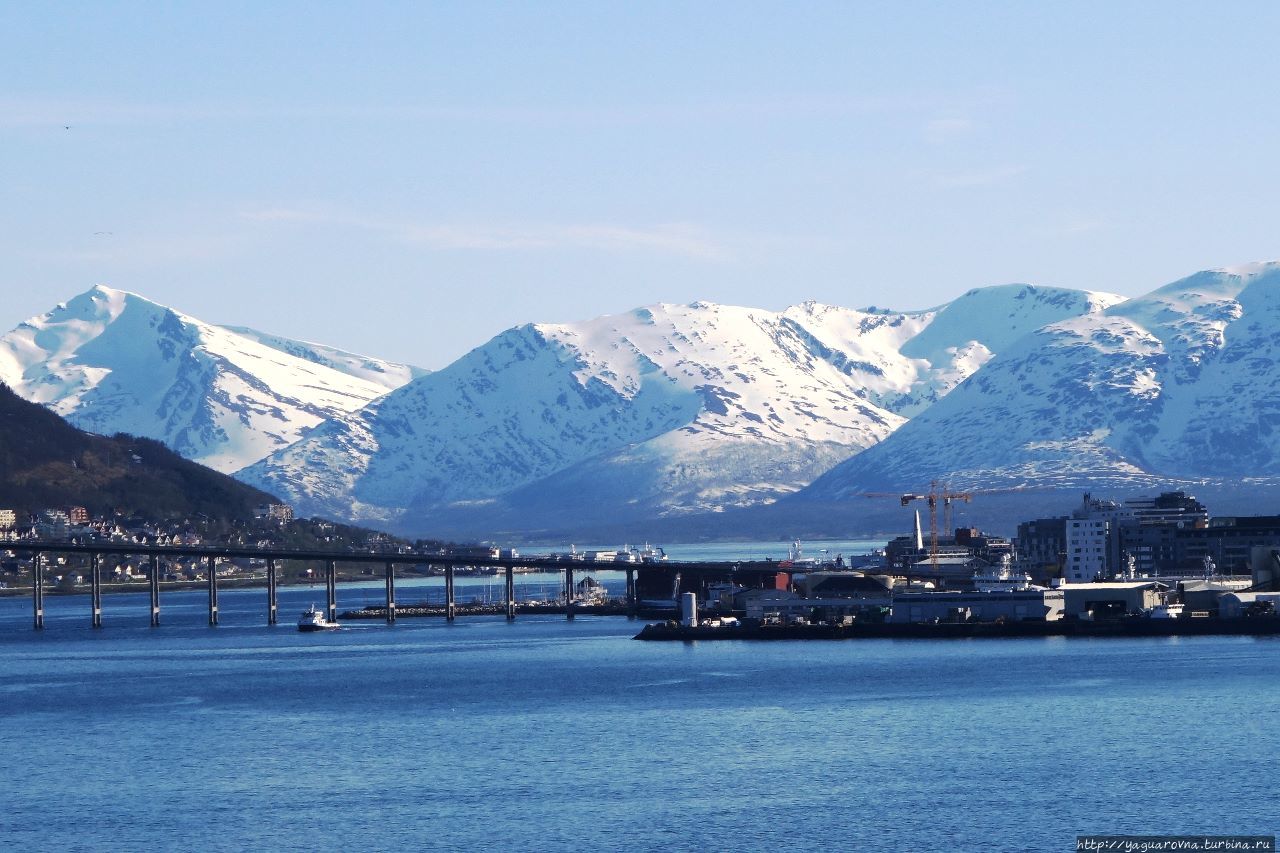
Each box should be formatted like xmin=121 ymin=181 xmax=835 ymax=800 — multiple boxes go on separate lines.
xmin=912 ymin=556 xmax=980 ymax=567
xmin=1220 ymin=591 xmax=1280 ymax=602
xmin=1056 ymin=581 xmax=1166 ymax=590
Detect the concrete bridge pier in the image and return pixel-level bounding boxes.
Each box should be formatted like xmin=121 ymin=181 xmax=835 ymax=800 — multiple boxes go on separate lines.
xmin=90 ymin=553 xmax=102 ymax=628
xmin=325 ymin=559 xmax=337 ymax=623
xmin=626 ymin=567 xmax=638 ymax=618
xmin=267 ymin=558 xmax=278 ymax=626
xmin=385 ymin=562 xmax=396 ymax=624
xmin=565 ymin=565 xmax=575 ymax=621
xmin=32 ymin=554 xmax=44 ymax=630
xmin=149 ymin=554 xmax=160 ymax=627
xmin=207 ymin=554 xmax=219 ymax=626
xmin=505 ymin=565 xmax=516 ymax=620
xmin=445 ymin=564 xmax=456 ymax=621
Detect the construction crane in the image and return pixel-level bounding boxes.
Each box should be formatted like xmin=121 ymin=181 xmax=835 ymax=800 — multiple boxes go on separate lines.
xmin=867 ymin=481 xmax=1045 ymax=579
xmin=867 ymin=481 xmax=969 ymax=570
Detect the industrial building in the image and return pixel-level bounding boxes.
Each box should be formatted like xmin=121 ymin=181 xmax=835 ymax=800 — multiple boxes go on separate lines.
xmin=734 ymin=588 xmax=891 ymax=622
xmin=889 ymin=589 xmax=1064 ymax=624
xmin=1218 ymin=592 xmax=1280 ymax=619
xmin=1056 ymin=581 xmax=1165 ymax=619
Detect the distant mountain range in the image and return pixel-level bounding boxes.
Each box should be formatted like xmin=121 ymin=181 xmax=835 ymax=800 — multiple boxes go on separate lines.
xmin=801 ymin=263 xmax=1280 ymax=496
xmin=260 ymin=287 xmax=1115 ymax=536
xmin=4 ymin=264 xmax=1279 ymax=540
xmin=0 ymin=286 xmax=424 ymax=473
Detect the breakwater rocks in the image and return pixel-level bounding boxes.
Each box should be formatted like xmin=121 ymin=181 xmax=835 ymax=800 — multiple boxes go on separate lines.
xmin=339 ymin=603 xmax=675 ymax=620
xmin=634 ymin=617 xmax=1280 ymax=641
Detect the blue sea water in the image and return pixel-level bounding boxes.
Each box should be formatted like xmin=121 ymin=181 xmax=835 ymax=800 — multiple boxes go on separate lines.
xmin=1 ymin=581 xmax=1276 ymax=852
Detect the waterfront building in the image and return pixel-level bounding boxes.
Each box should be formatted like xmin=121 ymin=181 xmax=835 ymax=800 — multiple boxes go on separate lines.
xmin=735 ymin=588 xmax=800 ymax=620
xmin=1218 ymin=591 xmax=1280 ymax=618
xmin=1065 ymin=495 xmax=1129 ymax=582
xmin=1178 ymin=577 xmax=1255 ymax=615
xmin=1168 ymin=515 xmax=1280 ymax=575
xmin=0 ymin=509 xmax=14 ymax=530
xmin=1108 ymin=511 xmax=1280 ymax=578
xmin=792 ymin=571 xmax=892 ymax=599
xmin=1114 ymin=491 xmax=1209 ymax=576
xmin=889 ymin=589 xmax=1064 ymax=624
xmin=1124 ymin=491 xmax=1209 ymax=527
xmin=1056 ymin=580 xmax=1165 ymax=619
xmin=1013 ymin=517 xmax=1067 ymax=583
xmin=1054 ymin=491 xmax=1273 ymax=580
xmin=735 ymin=587 xmax=892 ymax=622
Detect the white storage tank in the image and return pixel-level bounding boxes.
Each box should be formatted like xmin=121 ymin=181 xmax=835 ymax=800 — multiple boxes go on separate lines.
xmin=680 ymin=592 xmax=698 ymax=627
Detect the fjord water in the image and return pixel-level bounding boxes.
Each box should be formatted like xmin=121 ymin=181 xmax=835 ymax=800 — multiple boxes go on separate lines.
xmin=2 ymin=584 xmax=1276 ymax=852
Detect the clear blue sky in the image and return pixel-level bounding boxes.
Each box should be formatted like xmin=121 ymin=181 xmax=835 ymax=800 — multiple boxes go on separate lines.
xmin=3 ymin=1 xmax=1279 ymax=368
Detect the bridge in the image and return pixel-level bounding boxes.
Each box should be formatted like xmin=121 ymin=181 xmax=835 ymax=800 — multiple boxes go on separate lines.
xmin=8 ymin=541 xmax=779 ymax=630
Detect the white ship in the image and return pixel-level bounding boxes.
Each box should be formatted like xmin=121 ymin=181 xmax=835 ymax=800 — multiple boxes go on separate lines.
xmin=777 ymin=540 xmax=828 ymax=570
xmin=297 ymin=604 xmax=340 ymax=632
xmin=972 ymin=555 xmax=1043 ymax=592
xmin=629 ymin=543 xmax=668 ymax=563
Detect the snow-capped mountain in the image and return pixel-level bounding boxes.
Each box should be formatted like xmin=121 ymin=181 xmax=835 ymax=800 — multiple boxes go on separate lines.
xmin=238 ymin=285 xmax=1118 ymax=532
xmin=220 ymin=325 xmax=428 ymax=391
xmin=799 ymin=263 xmax=1280 ymax=503
xmin=0 ymin=286 xmax=422 ymax=473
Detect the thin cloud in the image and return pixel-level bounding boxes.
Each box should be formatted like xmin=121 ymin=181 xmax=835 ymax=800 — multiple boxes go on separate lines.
xmin=928 ymin=164 xmax=1028 ymax=189
xmin=240 ymin=207 xmax=731 ymax=260
xmin=3 ymin=91 xmax=996 ymax=130
xmin=32 ymin=232 xmax=250 ymax=265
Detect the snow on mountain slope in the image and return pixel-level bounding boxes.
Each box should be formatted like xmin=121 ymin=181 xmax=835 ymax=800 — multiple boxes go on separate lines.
xmin=238 ymin=303 xmax=901 ymax=526
xmin=784 ymin=285 xmax=1124 ymax=417
xmin=239 ymin=287 xmax=1117 ymax=531
xmin=220 ymin=325 xmax=428 ymax=390
xmin=798 ymin=263 xmax=1280 ymax=500
xmin=0 ymin=286 xmax=403 ymax=472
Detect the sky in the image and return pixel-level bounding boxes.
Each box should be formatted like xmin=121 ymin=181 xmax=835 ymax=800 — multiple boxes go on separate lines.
xmin=3 ymin=1 xmax=1280 ymax=369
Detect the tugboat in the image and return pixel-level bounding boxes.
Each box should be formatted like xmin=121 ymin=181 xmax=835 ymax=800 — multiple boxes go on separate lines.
xmin=297 ymin=604 xmax=340 ymax=632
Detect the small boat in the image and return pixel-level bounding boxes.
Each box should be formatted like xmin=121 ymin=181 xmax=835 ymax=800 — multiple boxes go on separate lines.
xmin=574 ymin=576 xmax=610 ymax=605
xmin=297 ymin=604 xmax=340 ymax=632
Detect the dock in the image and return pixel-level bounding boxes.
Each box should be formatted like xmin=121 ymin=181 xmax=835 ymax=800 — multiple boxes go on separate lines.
xmin=634 ymin=616 xmax=1280 ymax=641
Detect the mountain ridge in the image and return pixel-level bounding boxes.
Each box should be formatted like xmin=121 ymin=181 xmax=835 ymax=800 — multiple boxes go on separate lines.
xmin=0 ymin=381 xmax=276 ymax=520
xmin=236 ymin=285 xmax=1119 ymax=534
xmin=0 ymin=285 xmax=422 ymax=473
xmin=796 ymin=262 xmax=1280 ymax=505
